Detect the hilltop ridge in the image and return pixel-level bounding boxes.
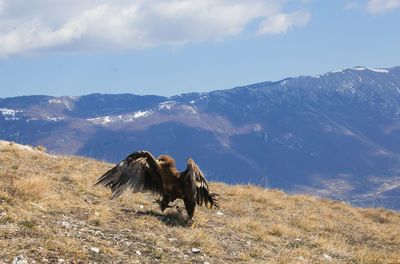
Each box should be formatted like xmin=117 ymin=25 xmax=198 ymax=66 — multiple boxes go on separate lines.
xmin=1 ymin=140 xmax=400 ymax=263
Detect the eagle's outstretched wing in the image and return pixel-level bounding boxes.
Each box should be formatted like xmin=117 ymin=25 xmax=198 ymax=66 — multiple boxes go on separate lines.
xmin=95 ymin=151 xmax=163 ymax=199
xmin=185 ymin=158 xmax=219 ymax=208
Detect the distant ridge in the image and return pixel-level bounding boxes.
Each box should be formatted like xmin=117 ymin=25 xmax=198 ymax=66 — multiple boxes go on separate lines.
xmin=1 ymin=66 xmax=400 ymax=209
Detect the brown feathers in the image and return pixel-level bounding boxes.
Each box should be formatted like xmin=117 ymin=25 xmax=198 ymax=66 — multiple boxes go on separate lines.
xmin=186 ymin=158 xmax=219 ymax=209
xmin=95 ymin=151 xmax=219 ymax=224
xmin=95 ymin=151 xmax=162 ymax=199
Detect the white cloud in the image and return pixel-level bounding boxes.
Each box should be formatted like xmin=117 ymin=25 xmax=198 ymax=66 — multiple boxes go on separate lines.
xmin=256 ymin=10 xmax=310 ymax=35
xmin=366 ymin=0 xmax=400 ymax=14
xmin=0 ymin=18 xmax=87 ymax=55
xmin=0 ymin=0 xmax=310 ymax=57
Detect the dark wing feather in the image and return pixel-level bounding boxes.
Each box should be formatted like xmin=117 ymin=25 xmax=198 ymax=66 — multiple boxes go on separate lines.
xmin=95 ymin=151 xmax=163 ymax=199
xmin=185 ymin=159 xmax=219 ymax=208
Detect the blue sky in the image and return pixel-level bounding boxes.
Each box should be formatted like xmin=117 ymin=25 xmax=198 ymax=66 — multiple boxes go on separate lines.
xmin=0 ymin=0 xmax=399 ymax=98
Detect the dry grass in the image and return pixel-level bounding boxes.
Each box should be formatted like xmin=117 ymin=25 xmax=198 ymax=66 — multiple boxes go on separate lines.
xmin=1 ymin=142 xmax=400 ymax=263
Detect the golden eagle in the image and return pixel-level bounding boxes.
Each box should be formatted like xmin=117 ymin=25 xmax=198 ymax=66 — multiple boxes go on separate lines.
xmin=95 ymin=151 xmax=219 ymax=226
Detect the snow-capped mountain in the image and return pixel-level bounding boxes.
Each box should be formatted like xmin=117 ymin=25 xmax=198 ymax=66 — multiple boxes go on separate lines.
xmin=2 ymin=66 xmax=400 ymax=209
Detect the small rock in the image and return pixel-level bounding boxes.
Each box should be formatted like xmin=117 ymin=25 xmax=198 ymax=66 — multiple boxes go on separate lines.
xmin=136 ymin=250 xmax=142 ymax=256
xmin=323 ymin=254 xmax=333 ymax=261
xmin=30 ymin=202 xmax=45 ymax=211
xmin=295 ymin=238 xmax=302 ymax=242
xmin=0 ymin=212 xmax=6 ymax=217
xmin=204 ymin=262 xmax=210 ymax=264
xmin=217 ymin=211 xmax=224 ymax=216
xmin=90 ymin=247 xmax=100 ymax=254
xmin=58 ymin=259 xmax=65 ymax=263
xmin=61 ymin=221 xmax=71 ymax=229
xmin=139 ymin=205 xmax=144 ymax=209
xmin=12 ymin=255 xmax=28 ymax=264
xmin=246 ymin=241 xmax=251 ymax=245
xmin=296 ymin=256 xmax=305 ymax=261
xmin=168 ymin=238 xmax=177 ymax=241
xmin=192 ymin=248 xmax=201 ymax=253
xmin=126 ymin=242 xmax=132 ymax=246
xmin=94 ymin=211 xmax=100 ymax=216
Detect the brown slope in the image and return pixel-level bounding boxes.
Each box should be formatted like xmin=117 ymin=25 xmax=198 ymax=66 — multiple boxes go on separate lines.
xmin=0 ymin=141 xmax=400 ymax=263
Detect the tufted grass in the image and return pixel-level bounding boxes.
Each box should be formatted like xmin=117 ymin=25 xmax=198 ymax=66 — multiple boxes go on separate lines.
xmin=1 ymin=141 xmax=400 ymax=263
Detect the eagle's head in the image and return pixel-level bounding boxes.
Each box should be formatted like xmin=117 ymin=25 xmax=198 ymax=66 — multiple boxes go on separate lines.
xmin=156 ymin=155 xmax=175 ymax=168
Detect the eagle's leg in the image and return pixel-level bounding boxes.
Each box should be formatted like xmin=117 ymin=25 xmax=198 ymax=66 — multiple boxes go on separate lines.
xmin=184 ymin=198 xmax=196 ymax=227
xmin=161 ymin=198 xmax=171 ymax=212
xmin=154 ymin=195 xmax=172 ymax=212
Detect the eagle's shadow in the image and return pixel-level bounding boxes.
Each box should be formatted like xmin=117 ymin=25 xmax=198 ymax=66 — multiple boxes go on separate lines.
xmin=122 ymin=208 xmax=188 ymax=227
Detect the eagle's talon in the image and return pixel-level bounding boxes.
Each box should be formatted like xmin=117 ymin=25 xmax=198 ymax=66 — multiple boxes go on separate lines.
xmin=153 ymin=198 xmax=162 ymax=208
xmin=187 ymin=218 xmax=197 ymax=227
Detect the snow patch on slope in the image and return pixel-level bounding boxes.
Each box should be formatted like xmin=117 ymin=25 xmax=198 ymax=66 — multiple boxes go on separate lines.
xmin=133 ymin=111 xmax=150 ymax=118
xmin=330 ymin=67 xmax=389 ymax=74
xmin=331 ymin=69 xmax=344 ymax=73
xmin=180 ymin=105 xmax=197 ymax=114
xmin=87 ymin=116 xmax=113 ymax=126
xmin=44 ymin=116 xmax=64 ymax=122
xmin=87 ymin=110 xmax=153 ymax=126
xmin=158 ymin=100 xmax=176 ymax=110
xmin=0 ymin=108 xmax=22 ymax=120
xmin=369 ymin=68 xmax=389 ymax=73
xmin=352 ymin=67 xmax=366 ymax=71
xmin=352 ymin=67 xmax=389 ymax=73
xmin=48 ymin=97 xmax=76 ymax=111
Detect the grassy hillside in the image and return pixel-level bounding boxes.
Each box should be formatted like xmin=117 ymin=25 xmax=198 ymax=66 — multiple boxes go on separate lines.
xmin=1 ymin=141 xmax=400 ymax=264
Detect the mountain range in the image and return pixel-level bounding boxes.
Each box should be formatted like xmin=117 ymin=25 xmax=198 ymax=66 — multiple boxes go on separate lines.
xmin=1 ymin=66 xmax=400 ymax=209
